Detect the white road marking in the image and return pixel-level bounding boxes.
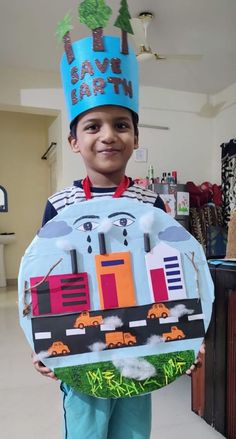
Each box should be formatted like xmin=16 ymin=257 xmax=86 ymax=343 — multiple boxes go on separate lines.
xmin=101 ymin=325 xmax=116 ymax=331
xmin=159 ymin=317 xmax=178 ymax=324
xmin=66 ymin=328 xmax=85 ymax=336
xmin=188 ymin=313 xmax=204 ymax=321
xmin=35 ymin=332 xmax=51 ymax=340
xmin=129 ymin=320 xmax=147 ymax=328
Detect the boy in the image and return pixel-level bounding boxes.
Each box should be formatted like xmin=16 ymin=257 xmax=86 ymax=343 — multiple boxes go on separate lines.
xmin=33 ymin=3 xmax=166 ymax=437
xmin=33 ymin=104 xmax=165 ymax=439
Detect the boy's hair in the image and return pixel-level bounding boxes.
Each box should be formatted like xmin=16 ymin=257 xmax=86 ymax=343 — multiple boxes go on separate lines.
xmin=70 ymin=107 xmax=139 ymax=140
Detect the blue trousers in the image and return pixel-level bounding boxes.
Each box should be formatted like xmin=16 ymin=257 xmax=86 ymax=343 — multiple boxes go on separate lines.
xmin=61 ymin=383 xmax=152 ymax=439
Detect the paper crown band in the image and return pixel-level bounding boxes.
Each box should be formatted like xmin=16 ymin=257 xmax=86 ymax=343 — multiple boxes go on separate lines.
xmin=60 ymin=35 xmax=139 ymax=124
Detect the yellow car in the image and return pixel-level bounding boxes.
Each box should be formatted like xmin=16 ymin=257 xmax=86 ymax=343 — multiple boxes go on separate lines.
xmin=147 ymin=303 xmax=170 ymax=319
xmin=74 ymin=311 xmax=103 ymax=329
xmin=48 ymin=341 xmax=70 ymax=355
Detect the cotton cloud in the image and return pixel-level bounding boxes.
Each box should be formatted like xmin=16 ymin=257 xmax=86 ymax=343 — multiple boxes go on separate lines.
xmin=103 ymin=316 xmax=123 ymax=328
xmin=146 ymin=335 xmax=165 ymax=346
xmin=113 ymin=357 xmax=156 ymax=380
xmin=56 ymin=239 xmax=74 ymax=251
xmin=38 ymin=221 xmax=72 ymax=238
xmin=88 ymin=342 xmax=106 ymax=352
xmin=98 ymin=218 xmax=113 ymax=233
xmin=32 ymin=350 xmax=50 ymax=363
xmin=169 ymin=304 xmax=194 ymax=318
xmin=158 ymin=226 xmax=190 ymax=242
xmin=139 ymin=211 xmax=155 ymax=234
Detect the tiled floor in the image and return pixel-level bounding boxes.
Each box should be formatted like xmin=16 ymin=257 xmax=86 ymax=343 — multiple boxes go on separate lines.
xmin=0 ymin=287 xmax=224 ymax=439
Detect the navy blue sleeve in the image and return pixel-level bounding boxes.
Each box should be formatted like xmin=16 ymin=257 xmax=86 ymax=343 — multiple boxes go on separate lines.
xmin=42 ymin=201 xmax=58 ymax=226
xmin=153 ymin=195 xmax=166 ymax=212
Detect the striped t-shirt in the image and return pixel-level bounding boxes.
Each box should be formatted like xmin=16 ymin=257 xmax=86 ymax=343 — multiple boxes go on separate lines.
xmin=42 ymin=179 xmax=165 ymax=226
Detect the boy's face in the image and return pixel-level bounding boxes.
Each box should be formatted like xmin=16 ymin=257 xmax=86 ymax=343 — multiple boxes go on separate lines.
xmin=69 ymin=106 xmax=139 ymax=184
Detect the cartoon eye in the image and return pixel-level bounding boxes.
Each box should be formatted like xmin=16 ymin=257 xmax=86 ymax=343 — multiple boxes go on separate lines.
xmin=113 ymin=217 xmax=134 ymax=228
xmin=76 ymin=221 xmax=99 ymax=232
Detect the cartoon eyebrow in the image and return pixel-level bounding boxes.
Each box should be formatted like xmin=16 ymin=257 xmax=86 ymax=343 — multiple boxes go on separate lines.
xmin=108 ymin=212 xmax=136 ymax=219
xmin=73 ymin=215 xmax=100 ymax=225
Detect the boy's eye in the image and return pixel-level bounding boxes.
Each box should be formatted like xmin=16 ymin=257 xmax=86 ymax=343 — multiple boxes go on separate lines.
xmin=116 ymin=122 xmax=130 ymax=130
xmin=113 ymin=217 xmax=134 ymax=227
xmin=85 ymin=124 xmax=99 ymax=131
xmin=76 ymin=221 xmax=99 ymax=232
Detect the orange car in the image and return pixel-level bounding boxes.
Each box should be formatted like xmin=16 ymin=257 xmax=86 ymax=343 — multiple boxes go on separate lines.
xmin=74 ymin=311 xmax=103 ymax=329
xmin=162 ymin=326 xmax=185 ymax=341
xmin=147 ymin=303 xmax=170 ymax=319
xmin=105 ymin=331 xmax=137 ymax=348
xmin=48 ymin=341 xmax=70 ymax=355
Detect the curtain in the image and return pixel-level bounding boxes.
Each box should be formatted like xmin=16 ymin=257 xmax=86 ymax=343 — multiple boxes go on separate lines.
xmin=189 ymin=205 xmax=224 ymax=254
xmin=221 ymin=139 xmax=236 ymax=226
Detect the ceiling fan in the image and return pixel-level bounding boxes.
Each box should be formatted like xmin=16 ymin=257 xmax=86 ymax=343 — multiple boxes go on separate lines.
xmin=131 ymin=12 xmax=203 ymax=62
xmin=197 ymin=95 xmax=226 ymax=118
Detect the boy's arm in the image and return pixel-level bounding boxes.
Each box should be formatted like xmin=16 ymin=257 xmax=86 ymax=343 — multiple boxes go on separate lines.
xmin=42 ymin=200 xmax=58 ymax=226
xmin=186 ymin=342 xmax=205 ymax=375
xmin=154 ymin=195 xmax=166 ymax=212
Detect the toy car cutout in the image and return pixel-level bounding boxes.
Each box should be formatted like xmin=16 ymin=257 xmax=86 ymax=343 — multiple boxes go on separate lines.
xmin=74 ymin=311 xmax=103 ymax=329
xmin=48 ymin=341 xmax=70 ymax=355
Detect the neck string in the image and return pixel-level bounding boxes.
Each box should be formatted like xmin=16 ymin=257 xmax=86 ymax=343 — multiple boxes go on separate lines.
xmin=82 ymin=175 xmax=130 ymax=200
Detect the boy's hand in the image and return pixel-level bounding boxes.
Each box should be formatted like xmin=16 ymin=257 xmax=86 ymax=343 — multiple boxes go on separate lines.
xmin=185 ymin=342 xmax=205 ymax=376
xmin=31 ymin=352 xmax=58 ymax=380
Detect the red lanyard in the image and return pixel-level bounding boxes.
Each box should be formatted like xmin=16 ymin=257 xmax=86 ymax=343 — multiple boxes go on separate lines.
xmin=82 ymin=175 xmax=130 ymax=200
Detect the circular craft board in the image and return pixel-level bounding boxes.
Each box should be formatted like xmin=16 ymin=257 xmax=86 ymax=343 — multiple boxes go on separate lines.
xmin=18 ymin=198 xmax=214 ymax=398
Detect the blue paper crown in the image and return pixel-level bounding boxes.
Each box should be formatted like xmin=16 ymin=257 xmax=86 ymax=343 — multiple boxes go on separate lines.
xmin=59 ymin=3 xmax=139 ymax=125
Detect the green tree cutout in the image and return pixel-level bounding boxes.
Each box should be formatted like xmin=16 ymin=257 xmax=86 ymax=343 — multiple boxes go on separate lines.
xmin=114 ymin=0 xmax=133 ymax=54
xmin=56 ymin=12 xmax=75 ymax=64
xmin=78 ymin=0 xmax=112 ymax=51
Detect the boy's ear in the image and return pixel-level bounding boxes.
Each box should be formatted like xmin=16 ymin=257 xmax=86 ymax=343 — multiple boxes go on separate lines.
xmin=134 ymin=135 xmax=139 ymax=150
xmin=68 ymin=135 xmax=80 ymax=153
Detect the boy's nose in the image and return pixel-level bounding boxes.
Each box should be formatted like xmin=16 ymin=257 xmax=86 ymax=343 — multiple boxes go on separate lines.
xmin=100 ymin=125 xmax=117 ymax=143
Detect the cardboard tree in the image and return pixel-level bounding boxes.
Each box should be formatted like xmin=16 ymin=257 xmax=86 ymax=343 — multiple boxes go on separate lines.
xmin=78 ymin=0 xmax=112 ymax=51
xmin=56 ymin=12 xmax=75 ymax=64
xmin=114 ymin=0 xmax=134 ymax=54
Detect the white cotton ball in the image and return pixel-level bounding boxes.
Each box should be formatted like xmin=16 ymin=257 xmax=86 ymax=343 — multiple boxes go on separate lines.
xmin=56 ymin=239 xmax=74 ymax=251
xmin=34 ymin=350 xmax=50 ymax=362
xmin=88 ymin=342 xmax=106 ymax=352
xmin=113 ymin=357 xmax=156 ymax=381
xmin=98 ymin=218 xmax=113 ymax=233
xmin=169 ymin=304 xmax=194 ymax=318
xmin=139 ymin=211 xmax=155 ymax=233
xmin=103 ymin=316 xmax=123 ymax=328
xmin=146 ymin=335 xmax=165 ymax=346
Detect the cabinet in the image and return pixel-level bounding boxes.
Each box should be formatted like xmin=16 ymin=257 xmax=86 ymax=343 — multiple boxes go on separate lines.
xmin=191 ymin=263 xmax=236 ymax=438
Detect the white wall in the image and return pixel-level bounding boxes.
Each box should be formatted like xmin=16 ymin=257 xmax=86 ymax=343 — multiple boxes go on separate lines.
xmin=0 ymin=67 xmax=234 ymax=190
xmin=127 ymin=86 xmax=214 ymax=184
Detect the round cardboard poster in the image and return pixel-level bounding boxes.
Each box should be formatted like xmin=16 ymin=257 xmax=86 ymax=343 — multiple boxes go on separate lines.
xmin=18 ymin=198 xmax=214 ymax=398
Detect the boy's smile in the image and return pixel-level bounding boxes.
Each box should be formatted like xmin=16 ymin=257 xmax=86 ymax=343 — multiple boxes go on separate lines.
xmin=69 ymin=106 xmax=139 ymax=187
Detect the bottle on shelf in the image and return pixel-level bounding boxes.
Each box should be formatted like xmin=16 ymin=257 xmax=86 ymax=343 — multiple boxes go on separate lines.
xmin=161 ymin=172 xmax=167 ymax=183
xmin=171 ymin=171 xmax=177 ymax=184
xmin=148 ymin=165 xmax=154 ymax=184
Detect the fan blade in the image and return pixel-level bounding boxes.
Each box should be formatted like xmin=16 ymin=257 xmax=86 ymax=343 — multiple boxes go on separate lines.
xmin=130 ymin=18 xmax=146 ymax=47
xmin=198 ymin=101 xmax=226 ymax=117
xmin=156 ymin=54 xmax=203 ymax=61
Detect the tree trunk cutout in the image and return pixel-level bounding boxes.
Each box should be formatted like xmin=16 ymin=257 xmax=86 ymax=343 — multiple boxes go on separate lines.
xmin=121 ymin=30 xmax=128 ymax=54
xmin=92 ymin=27 xmax=104 ymax=51
xmin=63 ymin=32 xmax=75 ymax=64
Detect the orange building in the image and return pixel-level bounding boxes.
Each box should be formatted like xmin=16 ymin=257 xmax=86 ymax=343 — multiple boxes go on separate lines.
xmin=95 ymin=251 xmax=136 ymax=310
